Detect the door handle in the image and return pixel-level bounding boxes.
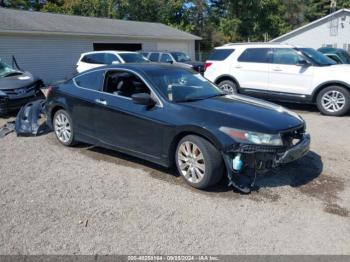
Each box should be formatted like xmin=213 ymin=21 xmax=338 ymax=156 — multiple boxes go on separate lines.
xmin=95 ymin=98 xmax=107 ymax=105
xmin=272 ymin=67 xmax=282 ymax=71
xmin=234 ymin=64 xmax=242 ymax=68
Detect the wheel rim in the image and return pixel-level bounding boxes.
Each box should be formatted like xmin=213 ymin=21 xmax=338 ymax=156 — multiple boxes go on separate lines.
xmin=177 ymin=141 xmax=206 ymax=184
xmin=321 ymin=90 xmax=346 ymax=113
xmin=220 ymin=83 xmax=236 ymax=94
xmin=54 ymin=112 xmax=72 ymax=143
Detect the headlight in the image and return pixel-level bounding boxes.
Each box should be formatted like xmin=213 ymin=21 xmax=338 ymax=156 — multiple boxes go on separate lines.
xmin=219 ymin=127 xmax=283 ymax=146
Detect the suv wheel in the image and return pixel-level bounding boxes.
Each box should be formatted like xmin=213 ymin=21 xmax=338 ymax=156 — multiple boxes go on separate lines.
xmin=218 ymin=80 xmax=237 ymax=94
xmin=316 ymin=86 xmax=350 ymax=116
xmin=53 ymin=109 xmax=76 ymax=146
xmin=175 ymin=135 xmax=224 ymax=189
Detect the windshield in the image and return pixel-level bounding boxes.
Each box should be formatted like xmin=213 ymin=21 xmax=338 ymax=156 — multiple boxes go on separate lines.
xmin=0 ymin=61 xmax=17 ymax=77
xmin=299 ymin=48 xmax=336 ymax=66
xmin=337 ymin=51 xmax=350 ymax=63
xmin=119 ymin=53 xmax=149 ymax=63
xmin=148 ymin=68 xmax=223 ymax=102
xmin=171 ymin=52 xmax=191 ymax=62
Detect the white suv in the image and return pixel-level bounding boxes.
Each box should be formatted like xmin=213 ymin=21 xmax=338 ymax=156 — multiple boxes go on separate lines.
xmin=204 ymin=43 xmax=350 ymax=116
xmin=76 ymin=51 xmax=149 ymax=73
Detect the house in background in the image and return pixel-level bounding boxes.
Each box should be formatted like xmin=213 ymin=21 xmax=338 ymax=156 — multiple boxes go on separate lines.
xmin=271 ymin=9 xmax=350 ymax=52
xmin=0 ymin=7 xmax=200 ymax=83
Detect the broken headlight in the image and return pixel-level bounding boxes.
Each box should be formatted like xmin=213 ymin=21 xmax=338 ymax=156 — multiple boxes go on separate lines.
xmin=219 ymin=127 xmax=283 ymax=146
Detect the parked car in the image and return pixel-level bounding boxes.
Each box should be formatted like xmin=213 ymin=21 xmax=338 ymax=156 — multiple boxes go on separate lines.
xmin=142 ymin=51 xmax=204 ymax=73
xmin=46 ymin=63 xmax=309 ymax=193
xmin=204 ymin=43 xmax=350 ymax=116
xmin=0 ymin=58 xmax=44 ymax=116
xmin=76 ymin=51 xmax=149 ymax=73
xmin=318 ymin=47 xmax=350 ymax=64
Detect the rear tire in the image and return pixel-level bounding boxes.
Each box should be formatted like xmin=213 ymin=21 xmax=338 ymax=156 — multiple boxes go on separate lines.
xmin=316 ymin=86 xmax=350 ymax=116
xmin=217 ymin=80 xmax=237 ymax=94
xmin=175 ymin=135 xmax=224 ymax=189
xmin=53 ymin=109 xmax=76 ymax=146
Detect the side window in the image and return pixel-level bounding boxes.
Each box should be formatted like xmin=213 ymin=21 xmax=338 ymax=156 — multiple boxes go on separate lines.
xmin=272 ymin=48 xmax=301 ymax=65
xmin=238 ymin=48 xmax=271 ymax=63
xmin=149 ymin=53 xmax=160 ymax=62
xmin=74 ymin=70 xmax=104 ymax=91
xmin=82 ymin=53 xmax=105 ymax=64
xmin=327 ymin=54 xmax=342 ymax=64
xmin=160 ymin=53 xmax=172 ymax=63
xmin=104 ymin=53 xmax=120 ymax=65
xmin=104 ymin=71 xmax=150 ymax=98
xmin=207 ymin=49 xmax=235 ymax=61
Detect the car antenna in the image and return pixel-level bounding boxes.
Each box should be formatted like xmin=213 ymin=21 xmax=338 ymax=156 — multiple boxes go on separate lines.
xmin=12 ymin=55 xmax=22 ymax=71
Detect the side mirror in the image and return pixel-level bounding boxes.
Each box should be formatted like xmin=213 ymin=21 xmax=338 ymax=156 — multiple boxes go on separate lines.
xmin=296 ymin=58 xmax=310 ymax=66
xmin=131 ymin=93 xmax=155 ymax=106
xmin=111 ymin=61 xmax=120 ymax=65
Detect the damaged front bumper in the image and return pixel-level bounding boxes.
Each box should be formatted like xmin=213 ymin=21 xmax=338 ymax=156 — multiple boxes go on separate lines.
xmin=222 ymin=133 xmax=310 ymax=193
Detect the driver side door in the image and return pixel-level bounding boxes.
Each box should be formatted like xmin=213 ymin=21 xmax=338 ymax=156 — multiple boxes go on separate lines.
xmin=93 ymin=70 xmax=166 ymax=160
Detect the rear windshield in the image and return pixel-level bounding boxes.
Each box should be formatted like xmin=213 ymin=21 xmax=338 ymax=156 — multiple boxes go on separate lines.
xmin=208 ymin=49 xmax=235 ymax=61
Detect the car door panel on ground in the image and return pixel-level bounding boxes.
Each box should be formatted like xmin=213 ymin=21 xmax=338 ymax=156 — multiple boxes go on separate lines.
xmin=234 ymin=48 xmax=271 ymax=91
xmin=93 ymin=70 xmax=165 ymax=159
xmin=268 ymin=48 xmax=313 ymax=95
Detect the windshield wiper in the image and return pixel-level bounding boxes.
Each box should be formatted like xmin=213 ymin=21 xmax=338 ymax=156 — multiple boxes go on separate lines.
xmin=176 ymin=93 xmax=225 ymax=103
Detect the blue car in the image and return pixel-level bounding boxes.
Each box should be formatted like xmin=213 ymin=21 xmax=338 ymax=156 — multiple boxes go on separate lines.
xmin=45 ymin=64 xmax=310 ymax=193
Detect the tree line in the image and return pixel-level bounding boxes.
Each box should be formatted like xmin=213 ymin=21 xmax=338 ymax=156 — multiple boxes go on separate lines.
xmin=2 ymin=0 xmax=350 ymax=51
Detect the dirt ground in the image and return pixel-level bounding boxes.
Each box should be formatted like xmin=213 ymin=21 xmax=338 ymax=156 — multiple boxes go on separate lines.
xmin=0 ymin=103 xmax=349 ymax=255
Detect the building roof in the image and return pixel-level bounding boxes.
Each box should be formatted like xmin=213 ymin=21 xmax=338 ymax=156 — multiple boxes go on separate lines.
xmin=271 ymin=8 xmax=350 ymax=42
xmin=0 ymin=7 xmax=201 ymax=40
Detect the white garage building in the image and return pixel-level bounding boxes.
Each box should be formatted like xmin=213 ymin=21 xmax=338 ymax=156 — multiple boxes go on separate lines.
xmin=0 ymin=7 xmax=200 ymax=83
xmin=272 ymin=9 xmax=350 ymax=51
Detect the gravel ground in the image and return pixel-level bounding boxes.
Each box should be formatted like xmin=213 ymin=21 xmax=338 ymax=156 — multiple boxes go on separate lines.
xmin=0 ymin=104 xmax=349 ymax=255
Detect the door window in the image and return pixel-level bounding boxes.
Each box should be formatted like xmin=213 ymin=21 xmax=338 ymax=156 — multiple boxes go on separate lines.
xmin=238 ymin=48 xmax=271 ymax=63
xmin=81 ymin=53 xmax=105 ymax=64
xmin=149 ymin=53 xmax=160 ymax=62
xmin=74 ymin=70 xmax=104 ymax=91
xmin=272 ymin=48 xmax=301 ymax=65
xmin=160 ymin=53 xmax=173 ymax=63
xmin=104 ymin=71 xmax=150 ymax=98
xmin=104 ymin=53 xmax=120 ymax=64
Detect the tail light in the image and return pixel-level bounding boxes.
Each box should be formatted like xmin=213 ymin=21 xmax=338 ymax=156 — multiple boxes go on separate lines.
xmin=204 ymin=62 xmax=212 ymax=71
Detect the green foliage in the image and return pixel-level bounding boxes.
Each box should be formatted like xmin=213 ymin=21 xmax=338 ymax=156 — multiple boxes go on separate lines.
xmin=3 ymin=0 xmax=350 ymax=51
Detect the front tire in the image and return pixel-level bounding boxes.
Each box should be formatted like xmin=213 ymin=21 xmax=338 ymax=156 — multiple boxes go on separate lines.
xmin=53 ymin=109 xmax=75 ymax=146
xmin=316 ymin=86 xmax=350 ymax=116
xmin=217 ymin=80 xmax=237 ymax=94
xmin=175 ymin=135 xmax=224 ymax=189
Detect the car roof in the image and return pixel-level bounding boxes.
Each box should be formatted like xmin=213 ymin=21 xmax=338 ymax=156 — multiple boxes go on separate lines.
xmin=81 ymin=50 xmax=140 ymax=56
xmin=215 ymin=42 xmax=296 ymax=49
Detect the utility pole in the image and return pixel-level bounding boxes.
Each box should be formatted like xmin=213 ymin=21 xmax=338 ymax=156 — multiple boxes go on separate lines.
xmin=331 ymin=0 xmax=337 ymax=13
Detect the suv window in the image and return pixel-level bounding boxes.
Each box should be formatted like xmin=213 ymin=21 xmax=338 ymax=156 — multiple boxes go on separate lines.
xmin=74 ymin=70 xmax=104 ymax=91
xmin=104 ymin=53 xmax=120 ymax=65
xmin=238 ymin=48 xmax=271 ymax=63
xmin=149 ymin=53 xmax=160 ymax=62
xmin=104 ymin=71 xmax=150 ymax=98
xmin=81 ymin=53 xmax=105 ymax=64
xmin=272 ymin=48 xmax=301 ymax=65
xmin=160 ymin=53 xmax=173 ymax=63
xmin=118 ymin=53 xmax=149 ymax=63
xmin=208 ymin=49 xmax=235 ymax=61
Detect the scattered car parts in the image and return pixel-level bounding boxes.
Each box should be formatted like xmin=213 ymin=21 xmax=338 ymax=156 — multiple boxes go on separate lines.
xmin=15 ymin=99 xmax=49 ymax=137
xmin=0 ymin=121 xmax=15 ymax=138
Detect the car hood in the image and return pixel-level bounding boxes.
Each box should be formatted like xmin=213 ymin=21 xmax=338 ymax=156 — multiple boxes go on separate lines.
xmin=322 ymin=64 xmax=350 ymax=72
xmin=182 ymin=94 xmax=304 ymax=134
xmin=0 ymin=71 xmax=37 ymax=89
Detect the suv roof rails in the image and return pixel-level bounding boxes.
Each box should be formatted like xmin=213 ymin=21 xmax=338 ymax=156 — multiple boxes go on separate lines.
xmin=223 ymin=42 xmax=284 ymax=46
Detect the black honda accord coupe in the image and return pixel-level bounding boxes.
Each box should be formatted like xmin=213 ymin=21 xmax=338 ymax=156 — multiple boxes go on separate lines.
xmin=46 ymin=64 xmax=310 ymax=193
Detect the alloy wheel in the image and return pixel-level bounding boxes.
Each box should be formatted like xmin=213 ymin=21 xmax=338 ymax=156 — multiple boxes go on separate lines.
xmin=177 ymin=141 xmax=206 ymax=184
xmin=220 ymin=83 xmax=236 ymax=94
xmin=321 ymin=90 xmax=346 ymax=113
xmin=54 ymin=112 xmax=72 ymax=144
